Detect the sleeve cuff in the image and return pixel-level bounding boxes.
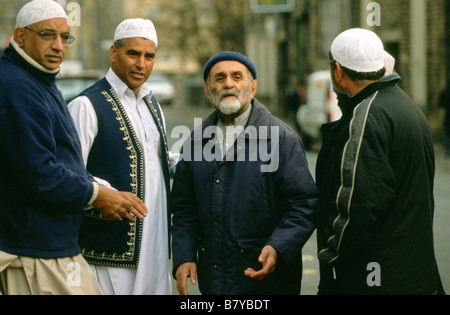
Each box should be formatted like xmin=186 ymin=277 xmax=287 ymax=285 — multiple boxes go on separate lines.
xmin=87 ymin=181 xmax=99 ymax=205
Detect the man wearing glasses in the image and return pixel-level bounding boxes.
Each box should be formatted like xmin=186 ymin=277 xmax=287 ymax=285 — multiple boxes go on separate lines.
xmin=0 ymin=0 xmax=147 ymax=295
xmin=23 ymin=26 xmax=75 ymax=50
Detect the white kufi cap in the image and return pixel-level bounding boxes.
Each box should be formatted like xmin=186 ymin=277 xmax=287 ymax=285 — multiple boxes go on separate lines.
xmin=384 ymin=51 xmax=396 ymax=76
xmin=114 ymin=18 xmax=158 ymax=47
xmin=16 ymin=0 xmax=68 ymax=28
xmin=331 ymin=28 xmax=386 ymax=73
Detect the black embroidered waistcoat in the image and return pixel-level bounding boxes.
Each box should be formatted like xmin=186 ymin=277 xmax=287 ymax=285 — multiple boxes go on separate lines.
xmin=77 ymin=78 xmax=170 ymax=268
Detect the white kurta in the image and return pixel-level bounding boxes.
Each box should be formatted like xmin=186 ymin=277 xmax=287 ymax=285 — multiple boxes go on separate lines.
xmin=68 ymin=69 xmax=171 ymax=295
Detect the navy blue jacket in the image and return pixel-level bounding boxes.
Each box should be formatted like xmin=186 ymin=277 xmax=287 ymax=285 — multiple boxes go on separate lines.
xmin=0 ymin=44 xmax=94 ymax=259
xmin=171 ymin=99 xmax=318 ymax=295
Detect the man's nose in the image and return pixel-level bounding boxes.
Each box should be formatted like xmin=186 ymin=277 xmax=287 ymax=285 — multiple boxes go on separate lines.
xmin=223 ymin=76 xmax=235 ymax=89
xmin=136 ymin=56 xmax=146 ymax=69
xmin=50 ymin=35 xmax=65 ymax=51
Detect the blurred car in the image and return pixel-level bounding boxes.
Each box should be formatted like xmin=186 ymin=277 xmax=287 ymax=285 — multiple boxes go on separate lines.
xmin=147 ymin=72 xmax=175 ymax=106
xmin=56 ymin=71 xmax=103 ymax=104
xmin=296 ymin=70 xmax=342 ymax=149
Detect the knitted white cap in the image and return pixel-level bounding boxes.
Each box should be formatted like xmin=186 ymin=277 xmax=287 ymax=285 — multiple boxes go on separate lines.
xmin=114 ymin=18 xmax=158 ymax=47
xmin=331 ymin=28 xmax=385 ymax=73
xmin=16 ymin=0 xmax=68 ymax=28
xmin=384 ymin=51 xmax=396 ymax=76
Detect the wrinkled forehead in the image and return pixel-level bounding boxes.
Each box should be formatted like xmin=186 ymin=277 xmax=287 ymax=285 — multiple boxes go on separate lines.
xmin=26 ymin=18 xmax=70 ymax=32
xmin=210 ymin=60 xmax=249 ymax=77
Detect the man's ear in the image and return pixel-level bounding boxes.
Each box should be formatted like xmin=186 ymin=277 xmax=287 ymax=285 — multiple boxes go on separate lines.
xmin=109 ymin=45 xmax=117 ymax=63
xmin=333 ymin=62 xmax=345 ymax=83
xmin=251 ymin=79 xmax=258 ymax=99
xmin=13 ymin=28 xmax=25 ymax=47
xmin=204 ymin=83 xmax=211 ymax=100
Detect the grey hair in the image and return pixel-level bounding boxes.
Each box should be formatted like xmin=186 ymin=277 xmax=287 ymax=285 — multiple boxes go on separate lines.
xmin=114 ymin=38 xmax=127 ymax=47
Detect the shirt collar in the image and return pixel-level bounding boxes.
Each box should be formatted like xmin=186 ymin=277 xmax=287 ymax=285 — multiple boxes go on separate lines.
xmin=106 ymin=68 xmax=152 ymax=102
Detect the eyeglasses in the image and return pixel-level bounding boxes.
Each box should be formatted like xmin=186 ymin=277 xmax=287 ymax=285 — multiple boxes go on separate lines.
xmin=24 ymin=27 xmax=76 ymax=47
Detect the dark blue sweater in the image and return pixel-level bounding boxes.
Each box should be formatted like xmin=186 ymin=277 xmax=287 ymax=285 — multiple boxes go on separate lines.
xmin=0 ymin=44 xmax=94 ymax=259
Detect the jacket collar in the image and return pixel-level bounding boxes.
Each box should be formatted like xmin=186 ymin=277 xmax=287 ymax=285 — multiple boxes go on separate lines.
xmin=338 ymin=73 xmax=401 ymax=118
xmin=10 ymin=38 xmax=60 ymax=74
xmin=194 ymin=98 xmax=273 ymax=140
xmin=3 ymin=40 xmax=58 ymax=85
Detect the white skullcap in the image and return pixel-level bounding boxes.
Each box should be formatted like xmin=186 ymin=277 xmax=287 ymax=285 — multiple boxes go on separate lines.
xmin=331 ymin=28 xmax=386 ymax=73
xmin=384 ymin=51 xmax=396 ymax=76
xmin=16 ymin=0 xmax=68 ymax=29
xmin=114 ymin=18 xmax=158 ymax=47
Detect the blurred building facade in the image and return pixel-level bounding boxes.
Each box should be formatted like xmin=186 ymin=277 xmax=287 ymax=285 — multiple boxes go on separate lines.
xmin=1 ymin=0 xmax=449 ymax=133
xmin=246 ymin=0 xmax=449 ymax=136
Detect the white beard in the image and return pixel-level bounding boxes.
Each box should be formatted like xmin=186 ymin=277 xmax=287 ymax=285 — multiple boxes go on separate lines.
xmin=210 ymin=86 xmax=252 ymax=116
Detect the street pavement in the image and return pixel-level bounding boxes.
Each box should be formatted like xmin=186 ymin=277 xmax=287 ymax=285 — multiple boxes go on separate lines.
xmin=163 ymin=103 xmax=450 ymax=295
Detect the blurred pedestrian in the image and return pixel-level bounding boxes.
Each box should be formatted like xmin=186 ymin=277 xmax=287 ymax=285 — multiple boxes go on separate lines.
xmin=0 ymin=0 xmax=147 ymax=295
xmin=439 ymin=82 xmax=450 ymax=157
xmin=316 ymin=28 xmax=444 ymax=295
xmin=286 ymin=81 xmax=306 ymax=117
xmin=69 ymin=18 xmax=176 ymax=295
xmin=171 ymin=51 xmax=318 ymax=295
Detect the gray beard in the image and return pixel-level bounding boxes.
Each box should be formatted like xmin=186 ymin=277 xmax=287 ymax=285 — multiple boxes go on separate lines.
xmin=214 ymin=96 xmax=243 ymax=115
xmin=210 ymin=86 xmax=252 ymax=116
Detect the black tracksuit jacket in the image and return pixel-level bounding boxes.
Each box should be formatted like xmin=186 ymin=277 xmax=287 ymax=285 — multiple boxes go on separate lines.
xmin=316 ymin=73 xmax=444 ymax=295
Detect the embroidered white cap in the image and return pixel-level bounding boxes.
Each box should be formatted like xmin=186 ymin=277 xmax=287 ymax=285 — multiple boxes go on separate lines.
xmin=16 ymin=0 xmax=68 ymax=28
xmin=114 ymin=18 xmax=158 ymax=47
xmin=384 ymin=51 xmax=396 ymax=76
xmin=331 ymin=28 xmax=386 ymax=73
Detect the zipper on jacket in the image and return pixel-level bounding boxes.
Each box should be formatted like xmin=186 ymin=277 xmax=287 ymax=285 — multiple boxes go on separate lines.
xmin=333 ymin=267 xmax=337 ymax=280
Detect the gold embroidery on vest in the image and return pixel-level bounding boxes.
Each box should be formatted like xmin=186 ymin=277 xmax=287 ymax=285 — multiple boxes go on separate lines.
xmin=144 ymin=98 xmax=170 ymax=168
xmin=81 ymin=88 xmax=144 ymax=267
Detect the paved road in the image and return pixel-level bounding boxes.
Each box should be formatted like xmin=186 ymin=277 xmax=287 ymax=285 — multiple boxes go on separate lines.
xmin=163 ymin=103 xmax=450 ymax=295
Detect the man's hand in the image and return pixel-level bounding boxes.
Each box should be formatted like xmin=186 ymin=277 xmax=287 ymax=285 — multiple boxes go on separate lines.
xmin=92 ymin=186 xmax=148 ymax=222
xmin=176 ymin=262 xmax=197 ymax=295
xmin=244 ymin=245 xmax=277 ymax=280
